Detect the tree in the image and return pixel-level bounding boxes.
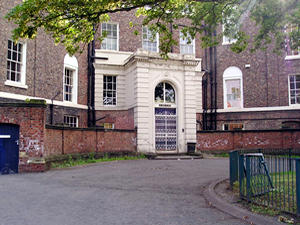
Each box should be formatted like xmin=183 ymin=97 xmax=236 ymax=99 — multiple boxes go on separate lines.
xmin=5 ymin=0 xmax=300 ymax=55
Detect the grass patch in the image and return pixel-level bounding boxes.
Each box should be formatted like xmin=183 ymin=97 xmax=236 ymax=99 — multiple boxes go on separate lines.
xmin=239 ymin=171 xmax=297 ymax=214
xmin=50 ymin=153 xmax=146 ymax=169
xmin=249 ymin=204 xmax=280 ymax=216
xmin=212 ymin=153 xmax=229 ymax=157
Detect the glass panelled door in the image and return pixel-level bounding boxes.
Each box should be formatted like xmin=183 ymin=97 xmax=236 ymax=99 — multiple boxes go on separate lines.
xmin=155 ymin=108 xmax=177 ymax=151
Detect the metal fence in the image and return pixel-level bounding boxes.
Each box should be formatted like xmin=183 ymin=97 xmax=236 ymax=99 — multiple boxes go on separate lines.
xmin=230 ymin=150 xmax=300 ymax=215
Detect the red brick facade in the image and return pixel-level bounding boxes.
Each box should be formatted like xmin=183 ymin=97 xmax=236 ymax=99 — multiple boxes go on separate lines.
xmin=1 ymin=0 xmax=88 ymax=127
xmin=95 ymin=108 xmax=135 ymax=129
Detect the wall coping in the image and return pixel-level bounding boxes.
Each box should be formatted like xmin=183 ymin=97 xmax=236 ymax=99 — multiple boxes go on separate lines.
xmin=0 ymin=102 xmax=47 ymax=108
xmin=45 ymin=125 xmax=136 ymax=133
xmin=197 ymin=129 xmax=300 ymax=134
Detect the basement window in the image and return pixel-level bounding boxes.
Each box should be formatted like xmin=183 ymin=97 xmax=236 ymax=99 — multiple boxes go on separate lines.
xmin=223 ymin=123 xmax=244 ymax=131
xmin=64 ymin=115 xmax=78 ymax=127
xmin=99 ymin=123 xmax=114 ymax=129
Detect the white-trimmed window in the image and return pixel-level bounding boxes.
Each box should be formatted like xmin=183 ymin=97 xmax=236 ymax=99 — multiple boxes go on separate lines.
xmin=289 ymin=75 xmax=300 ymax=105
xmin=101 ymin=23 xmax=119 ymax=51
xmin=103 ymin=75 xmax=117 ymax=106
xmin=5 ymin=40 xmax=27 ymax=88
xmin=64 ymin=115 xmax=78 ymax=127
xmin=222 ymin=24 xmax=237 ymax=45
xmin=142 ymin=26 xmax=159 ymax=52
xmin=63 ymin=54 xmax=78 ymax=104
xmin=223 ymin=66 xmax=243 ymax=109
xmin=100 ymin=123 xmax=115 ymax=129
xmin=285 ymin=25 xmax=300 ymax=59
xmin=180 ymin=31 xmax=195 ymax=54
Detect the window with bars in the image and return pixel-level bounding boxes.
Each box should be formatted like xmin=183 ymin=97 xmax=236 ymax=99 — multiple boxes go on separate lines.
xmin=289 ymin=75 xmax=300 ymax=105
xmin=285 ymin=25 xmax=300 ymax=58
xmin=180 ymin=31 xmax=195 ymax=54
xmin=63 ymin=115 xmax=78 ymax=127
xmin=142 ymin=26 xmax=159 ymax=52
xmin=64 ymin=68 xmax=74 ymax=102
xmin=7 ymin=40 xmax=25 ymax=83
xmin=103 ymin=75 xmax=117 ymax=106
xmin=101 ymin=23 xmax=118 ymax=51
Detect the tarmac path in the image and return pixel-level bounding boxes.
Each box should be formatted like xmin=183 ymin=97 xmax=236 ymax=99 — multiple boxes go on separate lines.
xmin=0 ymin=158 xmax=247 ymax=225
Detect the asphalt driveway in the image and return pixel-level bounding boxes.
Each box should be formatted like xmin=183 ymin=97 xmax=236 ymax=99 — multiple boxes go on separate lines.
xmin=0 ymin=158 xmax=246 ymax=225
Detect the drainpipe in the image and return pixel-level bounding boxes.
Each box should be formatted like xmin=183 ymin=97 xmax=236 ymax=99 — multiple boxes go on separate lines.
xmin=50 ymin=91 xmax=61 ymax=125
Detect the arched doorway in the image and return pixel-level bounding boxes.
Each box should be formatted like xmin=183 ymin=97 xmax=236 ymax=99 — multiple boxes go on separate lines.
xmin=154 ymin=82 xmax=177 ymax=151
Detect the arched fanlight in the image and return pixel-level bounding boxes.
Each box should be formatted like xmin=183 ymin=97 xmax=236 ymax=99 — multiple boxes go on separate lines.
xmin=155 ymin=82 xmax=175 ymax=103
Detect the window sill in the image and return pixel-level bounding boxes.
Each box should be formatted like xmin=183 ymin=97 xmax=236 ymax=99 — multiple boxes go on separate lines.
xmin=285 ymin=55 xmax=300 ymax=60
xmin=4 ymin=80 xmax=28 ymax=89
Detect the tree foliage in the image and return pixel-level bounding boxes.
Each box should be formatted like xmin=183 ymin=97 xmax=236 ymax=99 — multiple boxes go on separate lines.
xmin=5 ymin=0 xmax=300 ymax=55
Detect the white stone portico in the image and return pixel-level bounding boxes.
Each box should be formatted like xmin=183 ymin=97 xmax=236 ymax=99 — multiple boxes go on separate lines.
xmin=94 ymin=49 xmax=203 ymax=154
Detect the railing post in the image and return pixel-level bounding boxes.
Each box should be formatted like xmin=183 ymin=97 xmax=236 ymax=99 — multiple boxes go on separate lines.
xmin=246 ymin=156 xmax=251 ymax=202
xmin=296 ymin=159 xmax=300 ymax=215
xmin=239 ymin=154 xmax=244 ymax=198
xmin=289 ymin=148 xmax=292 ymax=172
xmin=229 ymin=150 xmax=239 ymax=187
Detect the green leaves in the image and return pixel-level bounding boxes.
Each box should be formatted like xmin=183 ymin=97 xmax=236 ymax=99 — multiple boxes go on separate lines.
xmin=5 ymin=0 xmax=300 ymax=55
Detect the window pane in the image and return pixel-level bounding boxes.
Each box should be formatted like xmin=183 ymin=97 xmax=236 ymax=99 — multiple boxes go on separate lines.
xmin=155 ymin=83 xmax=164 ymax=103
xmin=226 ymin=79 xmax=241 ymax=108
xmin=165 ymin=83 xmax=175 ymax=103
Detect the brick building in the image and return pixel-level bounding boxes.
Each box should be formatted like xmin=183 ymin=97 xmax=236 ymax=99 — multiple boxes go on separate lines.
xmin=1 ymin=1 xmax=300 ymax=161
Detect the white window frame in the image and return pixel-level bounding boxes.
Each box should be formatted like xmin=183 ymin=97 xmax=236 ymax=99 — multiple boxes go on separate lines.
xmin=142 ymin=26 xmax=159 ymax=53
xmin=288 ymin=74 xmax=300 ymax=105
xmin=63 ymin=54 xmax=78 ymax=104
xmin=103 ymin=75 xmax=117 ymax=106
xmin=5 ymin=40 xmax=28 ymax=89
xmin=179 ymin=31 xmax=195 ymax=55
xmin=285 ymin=25 xmax=300 ymax=60
xmin=222 ymin=24 xmax=237 ymax=45
xmin=63 ymin=115 xmax=78 ymax=127
xmin=223 ymin=66 xmax=243 ymax=109
xmin=101 ymin=23 xmax=119 ymax=51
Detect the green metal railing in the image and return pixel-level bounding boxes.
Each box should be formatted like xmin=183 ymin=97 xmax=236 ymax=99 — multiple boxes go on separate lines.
xmin=230 ymin=150 xmax=300 ymax=215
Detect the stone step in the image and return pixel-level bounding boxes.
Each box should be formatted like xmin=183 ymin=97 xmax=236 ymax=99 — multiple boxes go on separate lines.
xmin=148 ymin=154 xmax=203 ymax=160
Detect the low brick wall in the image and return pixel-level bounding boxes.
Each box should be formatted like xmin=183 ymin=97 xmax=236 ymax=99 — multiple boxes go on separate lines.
xmin=197 ymin=129 xmax=300 ymax=152
xmin=44 ymin=126 xmax=137 ymax=157
xmin=0 ymin=103 xmax=47 ymax=173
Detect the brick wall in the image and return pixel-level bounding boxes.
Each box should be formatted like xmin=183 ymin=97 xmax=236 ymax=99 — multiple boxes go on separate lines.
xmin=95 ymin=108 xmax=135 ymax=129
xmin=44 ymin=126 xmax=137 ymax=157
xmin=197 ymin=129 xmax=300 ymax=152
xmin=0 ymin=103 xmax=47 ymax=172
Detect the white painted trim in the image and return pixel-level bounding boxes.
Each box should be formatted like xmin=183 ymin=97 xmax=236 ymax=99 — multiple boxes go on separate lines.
xmin=0 ymin=135 xmax=11 ymax=139
xmin=0 ymin=91 xmax=88 ymax=109
xmin=197 ymin=105 xmax=300 ymax=113
xmin=101 ymin=22 xmax=119 ymax=51
xmin=142 ymin=26 xmax=159 ymax=53
xmin=4 ymin=80 xmax=28 ymax=89
xmin=223 ymin=66 xmax=243 ymax=109
xmin=179 ymin=31 xmax=195 ymax=55
xmin=63 ymin=54 xmax=78 ymax=104
xmin=6 ymin=40 xmax=27 ymax=86
xmin=285 ymin=55 xmax=300 ymax=60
